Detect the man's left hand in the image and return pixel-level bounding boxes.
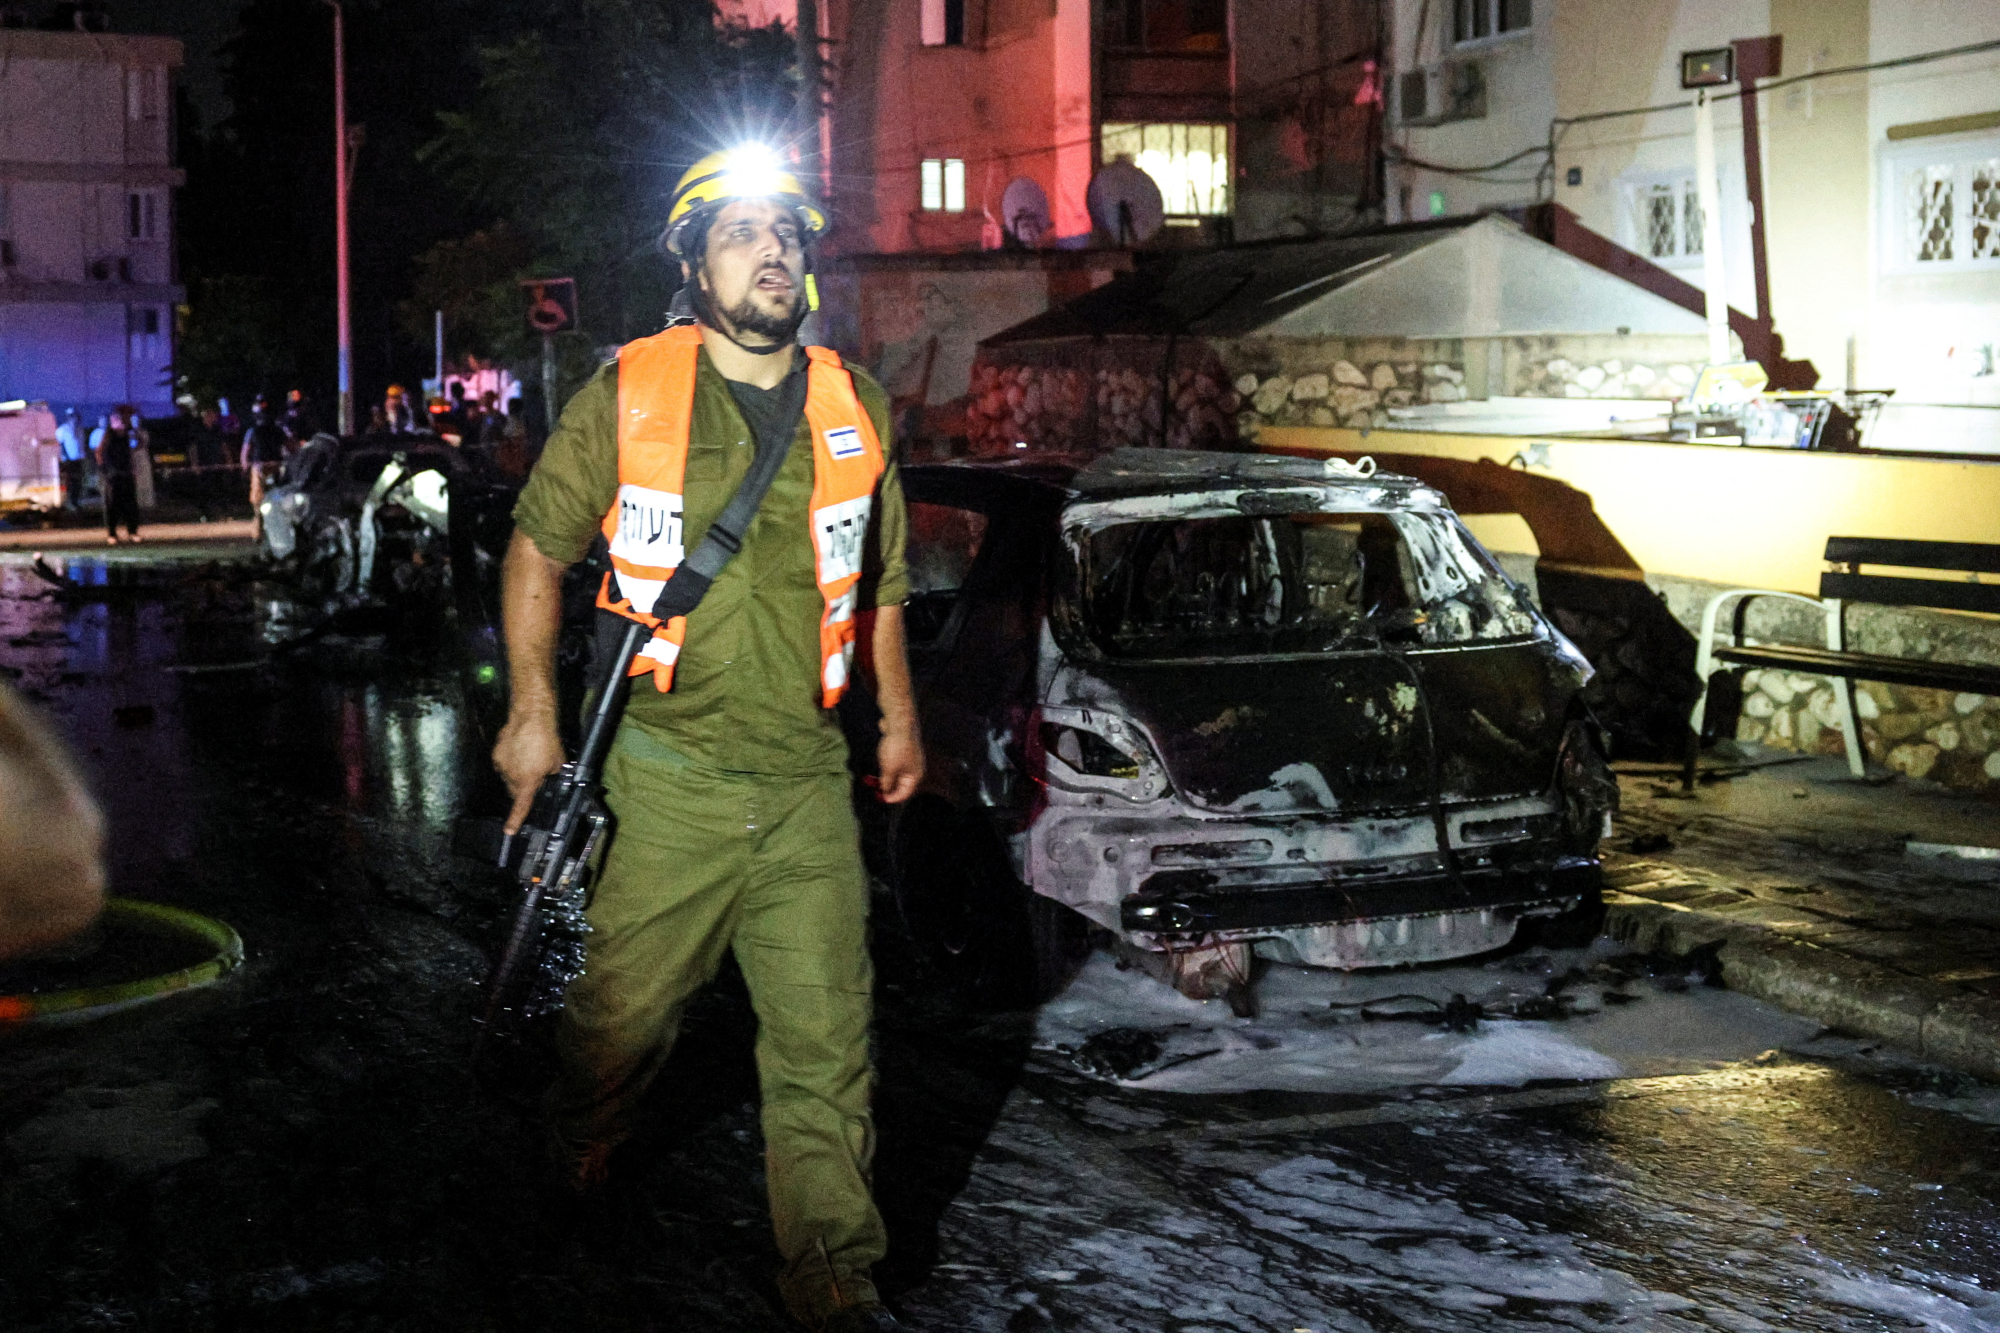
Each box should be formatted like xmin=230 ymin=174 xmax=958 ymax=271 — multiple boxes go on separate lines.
xmin=875 ymin=727 xmax=924 ymax=804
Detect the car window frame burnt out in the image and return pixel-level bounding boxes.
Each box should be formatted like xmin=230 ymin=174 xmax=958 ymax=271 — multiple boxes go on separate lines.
xmin=1054 ymin=488 xmax=1545 ymax=665
xmin=899 ymin=471 xmax=1065 ymax=661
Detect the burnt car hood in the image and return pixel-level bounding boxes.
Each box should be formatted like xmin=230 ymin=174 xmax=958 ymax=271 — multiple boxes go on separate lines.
xmin=1048 ymin=643 xmax=1580 ymax=815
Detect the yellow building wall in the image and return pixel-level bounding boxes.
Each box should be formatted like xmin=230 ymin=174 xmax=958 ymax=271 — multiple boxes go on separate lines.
xmin=1258 ymin=427 xmax=2000 ymax=594
xmin=1765 ymin=0 xmax=1871 ymax=390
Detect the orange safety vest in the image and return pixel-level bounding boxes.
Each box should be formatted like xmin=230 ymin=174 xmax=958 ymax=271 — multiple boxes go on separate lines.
xmin=595 ymin=324 xmax=886 ymax=704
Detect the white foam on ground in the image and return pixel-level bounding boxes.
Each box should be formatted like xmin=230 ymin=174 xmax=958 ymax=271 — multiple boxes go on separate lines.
xmin=1036 ymin=943 xmax=1825 ymax=1094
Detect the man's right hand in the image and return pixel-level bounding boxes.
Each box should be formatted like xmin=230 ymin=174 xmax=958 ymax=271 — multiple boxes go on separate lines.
xmin=493 ymin=712 xmax=565 ymax=834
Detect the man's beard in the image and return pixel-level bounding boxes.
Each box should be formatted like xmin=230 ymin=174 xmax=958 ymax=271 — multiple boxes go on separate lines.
xmin=713 ymin=271 xmax=806 ymax=346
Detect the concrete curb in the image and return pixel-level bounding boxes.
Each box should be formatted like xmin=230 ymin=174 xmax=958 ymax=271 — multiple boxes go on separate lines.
xmin=0 ymin=520 xmax=255 ymax=550
xmin=1603 ymin=892 xmax=2000 ymax=1081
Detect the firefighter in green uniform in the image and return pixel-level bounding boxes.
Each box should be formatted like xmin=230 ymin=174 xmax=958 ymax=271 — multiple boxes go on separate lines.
xmin=493 ymin=147 xmax=923 ymax=1333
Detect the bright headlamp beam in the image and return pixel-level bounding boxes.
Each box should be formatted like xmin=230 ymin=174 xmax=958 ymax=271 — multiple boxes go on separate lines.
xmin=718 ymin=143 xmax=786 ymax=199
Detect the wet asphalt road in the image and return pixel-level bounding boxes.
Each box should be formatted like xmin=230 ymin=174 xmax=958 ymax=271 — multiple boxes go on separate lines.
xmin=3 ymin=548 xmax=1999 ymax=1333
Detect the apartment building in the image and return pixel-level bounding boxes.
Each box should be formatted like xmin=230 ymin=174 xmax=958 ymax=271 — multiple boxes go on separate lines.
xmin=802 ymin=0 xmax=1379 ymax=417
xmin=0 ymin=27 xmax=184 ymax=420
xmin=1382 ymin=0 xmax=2000 ymax=452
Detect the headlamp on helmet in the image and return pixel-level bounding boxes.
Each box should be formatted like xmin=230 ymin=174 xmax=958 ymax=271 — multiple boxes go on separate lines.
xmin=663 ymin=144 xmax=828 ymax=259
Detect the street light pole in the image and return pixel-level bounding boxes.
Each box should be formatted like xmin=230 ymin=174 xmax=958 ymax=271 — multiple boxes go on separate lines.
xmin=327 ymin=0 xmax=354 ymax=435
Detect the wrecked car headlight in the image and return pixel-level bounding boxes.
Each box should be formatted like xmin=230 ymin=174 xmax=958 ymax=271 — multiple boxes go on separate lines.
xmin=1041 ymin=722 xmax=1140 ymax=779
xmin=1037 ymin=707 xmax=1169 ymax=801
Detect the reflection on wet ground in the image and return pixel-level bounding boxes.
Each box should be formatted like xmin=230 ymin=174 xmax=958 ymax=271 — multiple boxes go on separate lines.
xmin=2 ymin=551 xmax=1999 ymax=1332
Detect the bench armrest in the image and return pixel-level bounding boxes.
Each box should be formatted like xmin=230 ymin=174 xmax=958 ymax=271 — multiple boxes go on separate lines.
xmin=1689 ymin=587 xmax=1868 ymax=779
xmin=1690 ymin=587 xmax=1828 ymax=739
xmin=1695 ymin=587 xmax=1828 ymax=668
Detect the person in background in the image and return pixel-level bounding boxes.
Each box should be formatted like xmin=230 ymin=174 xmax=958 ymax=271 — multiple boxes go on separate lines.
xmin=194 ymin=405 xmax=226 ymax=470
xmin=282 ymin=389 xmax=317 ymax=443
xmin=477 ymin=390 xmax=507 ymax=446
xmin=94 ymin=406 xmax=142 ymax=544
xmin=0 ymin=682 xmax=104 ymax=960
xmin=455 ymin=385 xmax=485 ymax=444
xmin=367 ymin=403 xmax=390 ymax=434
xmin=383 ymin=385 xmax=416 ymax=433
xmin=445 ymin=381 xmax=472 ymax=438
xmin=129 ymin=408 xmax=156 ymax=513
xmin=55 ymin=407 xmax=86 ymax=510
xmin=241 ymin=397 xmax=289 ymax=540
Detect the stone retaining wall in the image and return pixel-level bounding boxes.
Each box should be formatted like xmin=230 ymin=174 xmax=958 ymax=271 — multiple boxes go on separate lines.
xmin=1214 ymin=333 xmax=1712 ymax=434
xmin=966 ymin=333 xmax=1716 ymax=451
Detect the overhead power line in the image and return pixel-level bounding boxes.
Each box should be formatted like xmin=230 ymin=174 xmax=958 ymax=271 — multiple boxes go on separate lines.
xmin=1392 ymin=34 xmax=2000 ymax=181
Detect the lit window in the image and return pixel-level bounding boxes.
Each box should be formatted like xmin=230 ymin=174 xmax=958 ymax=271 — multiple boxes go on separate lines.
xmin=1453 ymin=0 xmax=1529 ymax=43
xmin=920 ymin=158 xmax=965 ymax=212
xmin=127 ymin=190 xmax=161 ymax=241
xmin=920 ymin=0 xmax=965 ymax=46
xmin=1100 ymin=123 xmax=1230 ymax=217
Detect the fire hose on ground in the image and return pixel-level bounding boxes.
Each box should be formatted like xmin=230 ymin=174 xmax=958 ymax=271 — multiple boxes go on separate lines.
xmin=0 ymin=899 xmax=244 ymax=1026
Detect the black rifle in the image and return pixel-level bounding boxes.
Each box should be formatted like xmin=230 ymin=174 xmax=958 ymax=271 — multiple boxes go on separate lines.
xmin=455 ymin=381 xmax=800 ymax=1050
xmin=455 ymin=616 xmax=650 ymax=1050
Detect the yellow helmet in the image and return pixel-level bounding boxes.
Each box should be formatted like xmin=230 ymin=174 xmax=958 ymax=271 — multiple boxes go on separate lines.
xmin=664 ymin=145 xmax=827 ymax=257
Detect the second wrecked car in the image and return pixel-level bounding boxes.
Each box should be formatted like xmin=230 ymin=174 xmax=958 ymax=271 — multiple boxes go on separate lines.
xmin=876 ymin=449 xmax=1616 ymax=1011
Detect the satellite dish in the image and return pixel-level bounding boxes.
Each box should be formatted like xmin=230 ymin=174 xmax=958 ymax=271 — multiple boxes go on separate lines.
xmin=1000 ymin=176 xmax=1051 ymax=247
xmin=1087 ymin=161 xmax=1164 ymax=245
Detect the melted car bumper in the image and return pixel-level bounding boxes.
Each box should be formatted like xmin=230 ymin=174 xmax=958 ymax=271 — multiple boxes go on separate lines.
xmin=1121 ymin=855 xmax=1600 ymax=934
xmin=1029 ymin=793 xmax=1597 ymax=966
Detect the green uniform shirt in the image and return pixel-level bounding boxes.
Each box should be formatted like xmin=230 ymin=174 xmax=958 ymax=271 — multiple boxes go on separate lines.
xmin=513 ymin=346 xmax=908 ymax=778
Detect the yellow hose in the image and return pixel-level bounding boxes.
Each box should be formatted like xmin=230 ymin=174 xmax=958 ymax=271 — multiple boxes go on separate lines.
xmin=0 ymin=898 xmax=244 ymax=1025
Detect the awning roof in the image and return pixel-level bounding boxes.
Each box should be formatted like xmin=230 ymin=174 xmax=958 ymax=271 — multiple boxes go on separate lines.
xmin=982 ymin=214 xmax=1710 ymax=346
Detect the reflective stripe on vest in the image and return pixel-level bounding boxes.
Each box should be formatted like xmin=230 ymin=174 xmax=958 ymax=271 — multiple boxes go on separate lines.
xmin=595 ymin=325 xmax=886 ymax=705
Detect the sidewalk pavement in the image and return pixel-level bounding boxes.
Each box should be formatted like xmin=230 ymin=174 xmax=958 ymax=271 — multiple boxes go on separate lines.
xmin=0 ymin=520 xmax=255 ymax=550
xmin=1602 ymin=743 xmax=2000 ymax=1079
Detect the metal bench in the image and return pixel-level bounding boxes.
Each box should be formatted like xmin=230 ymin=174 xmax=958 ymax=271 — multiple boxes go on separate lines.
xmin=1688 ymin=537 xmax=2000 ymax=781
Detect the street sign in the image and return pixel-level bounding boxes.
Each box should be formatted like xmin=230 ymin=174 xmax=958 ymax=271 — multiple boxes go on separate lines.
xmin=521 ymin=277 xmax=577 ymax=334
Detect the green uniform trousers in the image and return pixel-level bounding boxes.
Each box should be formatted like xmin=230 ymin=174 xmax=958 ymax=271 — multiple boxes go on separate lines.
xmin=549 ymin=722 xmax=886 ymax=1324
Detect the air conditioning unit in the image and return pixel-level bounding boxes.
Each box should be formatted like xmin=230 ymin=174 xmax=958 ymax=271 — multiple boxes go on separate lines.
xmin=1396 ymin=60 xmax=1487 ymax=126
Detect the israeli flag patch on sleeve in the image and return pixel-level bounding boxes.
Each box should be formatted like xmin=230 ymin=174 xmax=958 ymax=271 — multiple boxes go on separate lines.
xmin=825 ymin=425 xmax=866 ymax=460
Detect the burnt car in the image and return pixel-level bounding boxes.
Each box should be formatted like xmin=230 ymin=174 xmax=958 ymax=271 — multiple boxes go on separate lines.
xmin=875 ymin=449 xmax=1616 ymax=1010
xmin=260 ymin=434 xmax=457 ymax=599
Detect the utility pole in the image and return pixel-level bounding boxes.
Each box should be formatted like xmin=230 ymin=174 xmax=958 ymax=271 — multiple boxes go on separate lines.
xmin=1692 ymin=90 xmax=1729 ymax=366
xmin=541 ymin=334 xmax=557 ymax=437
xmin=327 ymin=1 xmax=354 ymax=435
xmin=521 ymin=278 xmax=577 ymax=439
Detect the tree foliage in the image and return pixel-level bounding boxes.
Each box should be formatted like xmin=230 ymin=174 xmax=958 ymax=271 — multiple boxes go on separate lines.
xmin=175 ymin=0 xmax=802 ymax=415
xmin=417 ymin=1 xmax=802 ymax=371
xmin=179 ymin=0 xmax=515 ymax=409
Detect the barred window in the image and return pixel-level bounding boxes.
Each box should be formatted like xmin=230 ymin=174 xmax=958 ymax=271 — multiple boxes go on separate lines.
xmin=1630 ymin=176 xmax=1702 ymax=263
xmin=1883 ymin=138 xmax=2000 ymax=272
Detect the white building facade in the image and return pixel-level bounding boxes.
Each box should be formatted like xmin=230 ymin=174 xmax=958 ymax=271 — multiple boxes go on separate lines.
xmin=1381 ymin=0 xmax=2000 ymax=454
xmin=0 ymin=29 xmax=184 ymax=421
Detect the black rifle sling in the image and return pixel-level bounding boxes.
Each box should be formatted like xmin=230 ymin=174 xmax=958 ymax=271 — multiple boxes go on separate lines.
xmin=645 ymin=372 xmax=803 ymax=622
xmin=577 ymin=362 xmax=811 ymax=779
